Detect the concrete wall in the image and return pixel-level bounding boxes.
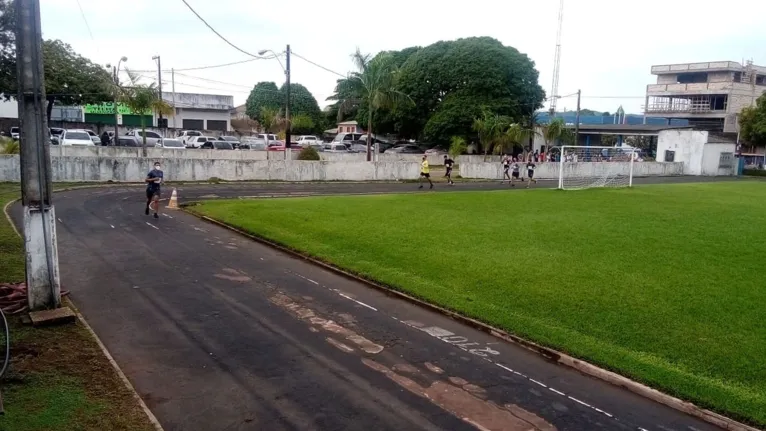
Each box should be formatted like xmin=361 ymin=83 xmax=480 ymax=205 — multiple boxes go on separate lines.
xmin=459 ymin=161 xmax=684 ymax=180
xmin=656 ymin=130 xmax=708 ymax=175
xmin=0 ymin=155 xmax=419 ymax=182
xmin=701 ymin=143 xmax=737 ymax=176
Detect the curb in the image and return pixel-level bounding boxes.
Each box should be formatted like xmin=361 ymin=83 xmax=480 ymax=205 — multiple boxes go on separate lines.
xmin=186 ymin=209 xmax=762 ymax=431
xmin=2 ymin=194 xmax=165 ymax=431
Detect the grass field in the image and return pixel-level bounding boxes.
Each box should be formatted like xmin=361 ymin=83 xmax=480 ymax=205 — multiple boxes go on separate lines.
xmin=0 ymin=183 xmax=154 ymax=431
xmin=195 ymin=181 xmax=766 ymax=426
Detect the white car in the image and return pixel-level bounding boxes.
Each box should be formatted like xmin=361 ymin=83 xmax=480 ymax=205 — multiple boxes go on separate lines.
xmin=85 ymin=130 xmax=101 ymax=144
xmin=296 ymin=135 xmax=320 ymax=146
xmin=9 ymin=127 xmax=19 ymax=140
xmin=322 ymin=143 xmax=351 ymax=153
xmin=186 ymin=136 xmax=216 ymax=149
xmin=124 ymin=130 xmax=163 ymax=147
xmin=155 ymin=138 xmax=186 ymax=149
xmin=59 ymin=129 xmax=96 ymax=146
xmin=256 ymin=133 xmax=279 ymax=144
xmin=177 ymin=130 xmax=203 ymax=146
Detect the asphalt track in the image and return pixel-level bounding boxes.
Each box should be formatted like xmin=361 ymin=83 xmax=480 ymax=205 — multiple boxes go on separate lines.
xmin=11 ymin=178 xmax=734 ymax=431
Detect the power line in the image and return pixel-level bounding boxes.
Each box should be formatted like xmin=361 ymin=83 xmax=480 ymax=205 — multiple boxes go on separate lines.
xmin=127 ymin=55 xmax=282 ymax=74
xmin=291 ymin=52 xmax=346 ymax=77
xmin=74 ymin=0 xmax=95 ymax=42
xmin=179 ymin=0 xmax=262 ymax=59
xmin=173 ymin=72 xmax=252 ymax=89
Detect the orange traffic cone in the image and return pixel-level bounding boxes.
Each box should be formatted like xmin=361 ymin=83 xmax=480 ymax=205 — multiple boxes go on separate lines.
xmin=167 ymin=188 xmax=179 ymax=209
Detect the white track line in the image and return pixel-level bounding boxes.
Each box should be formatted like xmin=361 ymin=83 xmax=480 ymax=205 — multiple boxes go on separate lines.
xmin=145 ymin=222 xmax=159 ymax=230
xmin=337 ymin=293 xmax=378 ymax=311
xmin=110 ymin=224 xmax=115 ymax=228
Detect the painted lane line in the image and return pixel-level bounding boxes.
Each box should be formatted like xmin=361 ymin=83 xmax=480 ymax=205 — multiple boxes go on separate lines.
xmin=567 ymin=396 xmax=593 ymax=409
xmin=145 ymin=222 xmax=159 ymax=230
xmin=549 ymin=388 xmax=566 ymax=396
xmin=529 ymin=378 xmax=548 ymax=389
xmin=337 ymin=293 xmax=378 ymax=311
xmin=593 ymin=407 xmax=613 ymax=418
xmin=110 ymin=224 xmax=115 ymax=229
xmin=193 ymin=227 xmax=207 ymax=232
xmin=57 ymin=218 xmax=62 ymax=223
xmin=162 ymin=213 xmax=173 ymax=219
xmin=293 ymin=272 xmax=320 ymax=285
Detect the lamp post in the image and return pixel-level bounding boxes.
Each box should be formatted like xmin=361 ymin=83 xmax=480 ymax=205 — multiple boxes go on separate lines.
xmin=112 ymin=56 xmax=127 ymax=143
xmin=258 ymin=47 xmax=290 ymax=160
xmin=152 ymin=55 xmax=163 ymax=127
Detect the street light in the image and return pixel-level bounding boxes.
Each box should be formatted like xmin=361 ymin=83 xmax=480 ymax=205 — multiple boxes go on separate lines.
xmin=151 ymin=55 xmax=164 ymax=126
xmin=259 ymin=47 xmax=291 ymax=158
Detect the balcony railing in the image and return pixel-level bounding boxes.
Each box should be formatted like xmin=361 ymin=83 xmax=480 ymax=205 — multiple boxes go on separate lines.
xmin=645 ymin=104 xmax=726 ymax=114
xmin=647 ymin=82 xmax=734 ymax=93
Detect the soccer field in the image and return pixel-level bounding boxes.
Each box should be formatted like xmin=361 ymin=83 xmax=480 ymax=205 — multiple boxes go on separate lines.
xmin=195 ymin=181 xmax=766 ymax=426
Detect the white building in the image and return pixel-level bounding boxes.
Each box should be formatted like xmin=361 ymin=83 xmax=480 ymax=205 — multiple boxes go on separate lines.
xmin=655 ymin=129 xmax=737 ymax=176
xmin=162 ymin=92 xmax=234 ymax=132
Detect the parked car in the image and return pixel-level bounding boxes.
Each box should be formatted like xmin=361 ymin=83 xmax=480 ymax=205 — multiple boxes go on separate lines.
xmin=268 ymin=142 xmax=303 ymax=152
xmin=59 ymin=129 xmax=96 ymax=146
xmin=217 ymin=135 xmax=242 ymax=149
xmin=186 ymin=135 xmax=216 ymax=148
xmin=115 ymin=137 xmax=140 ymax=147
xmin=155 ymin=138 xmax=186 ymax=149
xmin=241 ymin=137 xmax=267 ymax=151
xmin=331 ymin=133 xmax=363 ymax=145
xmin=385 ymin=144 xmax=423 ymax=154
xmin=255 ymin=133 xmax=280 ymax=145
xmin=9 ymin=127 xmax=19 ymax=140
xmin=347 ymin=141 xmax=368 ymax=153
xmin=85 ymin=130 xmax=100 ymax=144
xmin=124 ymin=130 xmax=162 ymax=147
xmin=50 ymin=128 xmax=65 ymax=143
xmin=177 ymin=130 xmax=203 ymax=146
xmin=322 ymin=143 xmax=351 ymax=153
xmin=425 ymin=147 xmax=447 ymax=156
xmin=296 ymin=135 xmax=321 ymax=147
xmin=200 ymin=140 xmax=233 ymax=150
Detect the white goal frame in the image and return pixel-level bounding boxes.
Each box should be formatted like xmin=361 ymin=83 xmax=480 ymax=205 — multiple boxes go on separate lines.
xmin=557 ymin=146 xmax=636 ymax=190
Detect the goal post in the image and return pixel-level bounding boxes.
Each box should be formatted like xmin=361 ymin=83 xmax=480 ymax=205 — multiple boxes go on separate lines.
xmin=557 ymin=146 xmax=638 ymax=190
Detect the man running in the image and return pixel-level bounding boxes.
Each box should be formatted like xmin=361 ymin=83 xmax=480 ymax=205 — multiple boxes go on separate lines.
xmin=443 ymin=154 xmax=455 ymax=185
xmin=419 ymin=155 xmax=433 ymax=189
xmin=525 ymin=159 xmax=537 ymax=188
xmin=502 ymin=155 xmax=512 ymax=183
xmin=145 ymin=162 xmax=164 ymax=218
xmin=510 ymin=157 xmax=521 ymax=187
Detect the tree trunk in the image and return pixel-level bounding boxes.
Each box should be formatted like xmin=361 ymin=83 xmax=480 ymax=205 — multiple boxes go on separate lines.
xmin=141 ymin=116 xmax=147 ymax=158
xmin=366 ymin=110 xmax=373 ymax=162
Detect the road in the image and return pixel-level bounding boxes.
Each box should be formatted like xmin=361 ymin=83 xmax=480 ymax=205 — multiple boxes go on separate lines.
xmin=11 ymin=180 xmax=729 ymax=431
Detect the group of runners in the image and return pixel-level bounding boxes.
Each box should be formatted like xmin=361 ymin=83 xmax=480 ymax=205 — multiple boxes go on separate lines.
xmin=418 ymin=154 xmax=538 ymax=189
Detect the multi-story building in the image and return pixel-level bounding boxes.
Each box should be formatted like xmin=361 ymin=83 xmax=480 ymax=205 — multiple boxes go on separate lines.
xmin=645 ymin=61 xmax=766 ymax=133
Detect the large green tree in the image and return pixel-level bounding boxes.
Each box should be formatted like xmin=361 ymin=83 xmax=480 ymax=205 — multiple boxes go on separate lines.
xmin=280 ymin=82 xmax=322 ymax=131
xmin=0 ymin=2 xmax=112 ymax=122
xmin=739 ymin=94 xmax=766 ymax=147
xmin=397 ymin=37 xmax=545 ymax=146
xmin=339 ymin=49 xmax=412 ymax=160
xmin=245 ymin=81 xmax=281 ymax=125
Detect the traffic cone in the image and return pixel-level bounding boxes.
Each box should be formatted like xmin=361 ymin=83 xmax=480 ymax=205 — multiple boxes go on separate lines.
xmin=167 ymin=188 xmax=179 ymax=209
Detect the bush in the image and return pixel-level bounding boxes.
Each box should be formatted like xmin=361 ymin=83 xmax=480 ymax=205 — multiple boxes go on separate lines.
xmin=449 ymin=136 xmax=467 ymax=159
xmin=0 ymin=138 xmax=20 ymax=155
xmin=297 ymin=146 xmax=320 ymax=161
xmin=744 ymin=168 xmax=766 ymax=177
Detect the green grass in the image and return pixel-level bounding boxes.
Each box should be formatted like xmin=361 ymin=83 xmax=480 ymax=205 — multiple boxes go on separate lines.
xmin=0 ymin=182 xmax=155 ymax=431
xmin=194 ymin=181 xmax=766 ymax=426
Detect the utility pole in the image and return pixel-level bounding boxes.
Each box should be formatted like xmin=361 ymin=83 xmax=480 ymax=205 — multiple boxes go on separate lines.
xmin=575 ymin=89 xmax=581 ymax=146
xmin=284 ymin=44 xmax=291 ymax=160
xmin=153 ymin=55 xmax=163 ymax=127
xmin=113 ymin=66 xmax=119 ymax=141
xmin=171 ymin=68 xmax=177 ymax=129
xmin=15 ymin=0 xmax=61 ymax=311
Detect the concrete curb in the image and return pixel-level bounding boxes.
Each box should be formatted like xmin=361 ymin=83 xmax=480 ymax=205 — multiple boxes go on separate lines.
xmin=187 ymin=210 xmax=762 ymax=431
xmin=2 ymin=195 xmax=165 ymax=431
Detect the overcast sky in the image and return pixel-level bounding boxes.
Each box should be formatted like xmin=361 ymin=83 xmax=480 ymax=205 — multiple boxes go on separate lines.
xmin=39 ymin=0 xmax=766 ymax=115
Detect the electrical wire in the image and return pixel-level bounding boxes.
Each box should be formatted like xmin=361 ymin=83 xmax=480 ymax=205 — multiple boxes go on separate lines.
xmin=179 ymin=0 xmax=263 ymax=59
xmin=126 ymin=55 xmax=282 ymax=74
xmin=74 ymin=0 xmax=95 ymax=42
xmin=173 ymin=72 xmax=252 ymax=89
xmin=291 ymin=52 xmax=346 ymax=77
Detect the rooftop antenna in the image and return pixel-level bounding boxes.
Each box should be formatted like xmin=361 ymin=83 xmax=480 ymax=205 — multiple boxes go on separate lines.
xmin=549 ymin=0 xmax=564 ymax=117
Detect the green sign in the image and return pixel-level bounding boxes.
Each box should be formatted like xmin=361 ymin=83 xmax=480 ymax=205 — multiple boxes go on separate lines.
xmin=83 ymin=103 xmax=135 ymax=115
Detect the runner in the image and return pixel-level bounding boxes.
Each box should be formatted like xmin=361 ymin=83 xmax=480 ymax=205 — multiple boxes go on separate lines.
xmin=525 ymin=159 xmax=537 ymax=188
xmin=145 ymin=162 xmax=164 ymax=218
xmin=510 ymin=157 xmax=521 ymax=187
xmin=502 ymin=155 xmax=512 ymax=184
xmin=419 ymin=155 xmax=433 ymax=189
xmin=443 ymin=154 xmax=455 ymax=185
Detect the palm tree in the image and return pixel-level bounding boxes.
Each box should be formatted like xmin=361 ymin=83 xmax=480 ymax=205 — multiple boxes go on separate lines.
xmin=540 ymin=117 xmax=574 ymax=158
xmin=117 ymin=69 xmax=173 ymax=156
xmin=472 ymin=110 xmax=510 ymax=158
xmin=339 ymin=49 xmax=412 ymax=161
xmin=504 ymin=123 xmax=537 ymax=159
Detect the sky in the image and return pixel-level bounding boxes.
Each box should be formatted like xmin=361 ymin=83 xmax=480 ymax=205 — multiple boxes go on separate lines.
xmin=39 ymin=0 xmax=766 ymax=115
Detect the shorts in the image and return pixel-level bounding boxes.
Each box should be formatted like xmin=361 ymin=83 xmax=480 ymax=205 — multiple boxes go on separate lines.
xmin=512 ymin=171 xmax=519 ymax=178
xmin=445 ymin=167 xmax=452 ymax=175
xmin=146 ymin=188 xmax=161 ymax=199
xmin=420 ymin=172 xmax=430 ymax=178
xmin=527 ymin=171 xmax=535 ymax=178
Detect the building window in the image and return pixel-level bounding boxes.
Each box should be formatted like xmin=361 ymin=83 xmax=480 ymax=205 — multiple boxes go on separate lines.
xmin=207 ymin=120 xmax=227 ymax=131
xmin=182 ymin=119 xmax=204 ymax=130
xmin=677 ymin=72 xmax=708 ymax=84
xmin=665 ymin=150 xmax=675 ymax=162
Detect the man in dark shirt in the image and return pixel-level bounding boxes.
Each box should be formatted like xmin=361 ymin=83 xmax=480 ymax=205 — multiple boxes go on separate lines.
xmin=525 ymin=160 xmax=537 ymax=188
xmin=443 ymin=154 xmax=455 ymax=185
xmin=145 ymin=162 xmax=164 ymax=218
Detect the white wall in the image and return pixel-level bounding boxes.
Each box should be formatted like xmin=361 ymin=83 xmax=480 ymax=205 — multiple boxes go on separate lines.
xmin=0 ymin=155 xmax=420 ymax=182
xmin=701 ymin=143 xmax=737 ymax=176
xmin=0 ymin=97 xmax=18 ymax=119
xmin=459 ymin=161 xmax=684 ymax=180
xmin=656 ymin=130 xmax=708 ymax=175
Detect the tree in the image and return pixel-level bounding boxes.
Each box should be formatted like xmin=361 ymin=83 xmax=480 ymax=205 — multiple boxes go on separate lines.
xmin=449 ymin=136 xmax=467 ymax=159
xmin=472 ymin=109 xmax=511 ymax=157
xmin=290 ymin=114 xmax=315 ymax=135
xmin=396 ymin=37 xmax=545 ymax=146
xmin=540 ymin=118 xmax=574 ymax=153
xmin=280 ymin=82 xmax=322 ymax=132
xmin=340 ymin=48 xmax=412 ymax=161
xmin=259 ymin=106 xmax=284 ymax=133
xmin=245 ymin=82 xmax=281 ymax=125
xmin=0 ymin=0 xmax=14 ymax=95
xmin=739 ymin=94 xmax=766 ymax=147
xmin=118 ymin=70 xmax=173 ymax=156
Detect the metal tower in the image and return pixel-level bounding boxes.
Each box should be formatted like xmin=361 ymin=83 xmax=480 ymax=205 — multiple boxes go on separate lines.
xmin=549 ymin=0 xmax=564 ymax=116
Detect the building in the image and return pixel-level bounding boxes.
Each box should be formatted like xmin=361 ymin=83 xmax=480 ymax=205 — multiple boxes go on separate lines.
xmin=337 ymin=120 xmax=363 ymax=134
xmin=162 ymin=92 xmax=234 ymax=132
xmin=231 ymin=104 xmax=247 ymax=120
xmin=645 ymin=61 xmax=766 ymax=133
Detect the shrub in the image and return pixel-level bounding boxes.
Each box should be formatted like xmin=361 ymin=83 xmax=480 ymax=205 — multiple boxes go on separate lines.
xmin=744 ymin=168 xmax=766 ymax=177
xmin=298 ymin=146 xmax=320 ymax=161
xmin=449 ymin=136 xmax=467 ymax=159
xmin=0 ymin=138 xmax=20 ymax=155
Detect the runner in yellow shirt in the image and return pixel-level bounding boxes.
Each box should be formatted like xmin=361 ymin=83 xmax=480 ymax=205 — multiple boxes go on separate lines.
xmin=418 ymin=155 xmax=434 ymax=189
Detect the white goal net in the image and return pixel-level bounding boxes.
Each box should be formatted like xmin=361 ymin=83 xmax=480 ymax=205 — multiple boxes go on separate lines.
xmin=558 ymin=146 xmax=638 ymax=190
